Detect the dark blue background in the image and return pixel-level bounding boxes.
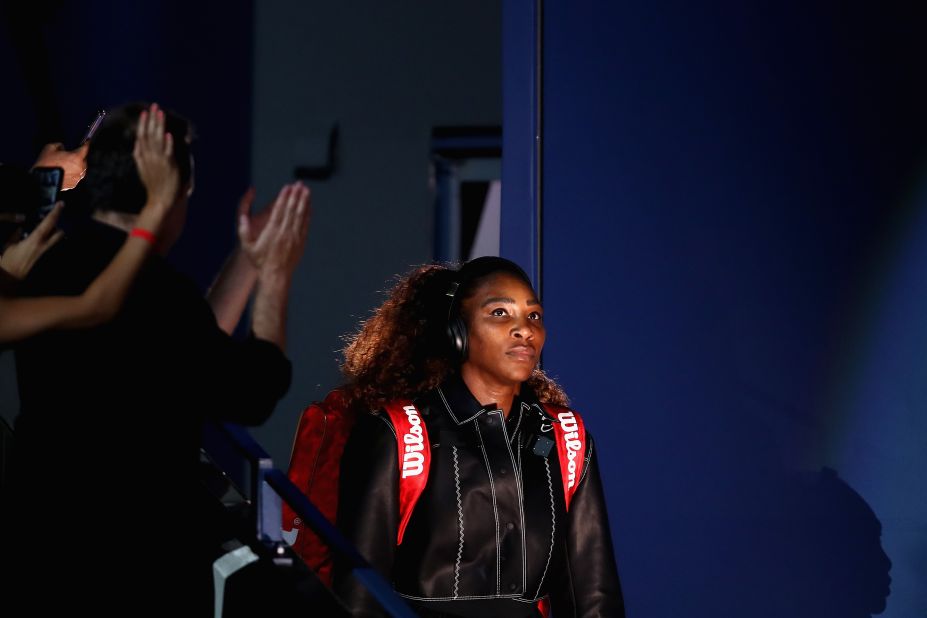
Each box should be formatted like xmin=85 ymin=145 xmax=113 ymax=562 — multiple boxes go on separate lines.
xmin=504 ymin=1 xmax=927 ymax=615
xmin=1 ymin=0 xmax=252 ymax=288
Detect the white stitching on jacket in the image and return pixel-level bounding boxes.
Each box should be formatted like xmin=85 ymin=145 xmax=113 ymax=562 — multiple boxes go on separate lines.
xmin=398 ymin=592 xmax=543 ymax=603
xmin=473 ymin=419 xmax=502 ymax=594
xmin=498 ymin=410 xmax=527 ymax=591
xmin=375 ymin=413 xmax=397 ymax=439
xmin=437 ymin=386 xmax=484 ymax=424
xmin=579 ymin=438 xmax=594 ymax=485
xmin=509 ymin=402 xmax=526 ymax=440
xmin=535 ymin=455 xmax=556 ymax=600
xmin=452 ymin=445 xmax=464 ymax=598
xmin=398 ymin=592 xmax=524 ymax=601
xmin=437 ymin=386 xmax=459 ymax=423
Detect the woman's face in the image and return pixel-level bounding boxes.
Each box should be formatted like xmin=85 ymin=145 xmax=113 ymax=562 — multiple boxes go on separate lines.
xmin=460 ymin=272 xmax=546 ymax=386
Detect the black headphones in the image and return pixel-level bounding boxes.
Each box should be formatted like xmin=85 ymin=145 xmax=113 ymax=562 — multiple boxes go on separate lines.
xmin=445 ymin=280 xmax=468 ymax=360
xmin=444 ymin=257 xmax=534 ymax=362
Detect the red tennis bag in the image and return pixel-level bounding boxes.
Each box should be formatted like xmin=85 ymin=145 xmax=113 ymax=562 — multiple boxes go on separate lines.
xmin=282 ymin=389 xmax=357 ymax=585
xmin=283 ymin=389 xmax=586 ymax=616
xmin=282 ymin=391 xmax=432 ymax=584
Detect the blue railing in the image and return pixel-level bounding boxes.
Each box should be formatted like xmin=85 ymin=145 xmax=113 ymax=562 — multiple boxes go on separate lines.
xmin=215 ymin=422 xmax=418 ymax=618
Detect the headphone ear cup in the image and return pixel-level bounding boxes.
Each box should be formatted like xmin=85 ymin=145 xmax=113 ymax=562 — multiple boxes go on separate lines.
xmin=446 ymin=316 xmax=468 ymax=360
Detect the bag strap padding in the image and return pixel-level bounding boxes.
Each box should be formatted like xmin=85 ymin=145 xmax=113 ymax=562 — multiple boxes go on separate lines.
xmin=543 ymin=404 xmax=588 ymax=512
xmin=383 ymin=400 xmax=431 ymax=545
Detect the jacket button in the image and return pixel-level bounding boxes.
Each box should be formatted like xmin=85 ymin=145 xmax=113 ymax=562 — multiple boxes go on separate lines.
xmin=506 ymin=522 xmax=515 ymax=530
xmin=509 ymin=583 xmax=517 ymax=591
xmin=500 ymin=467 xmax=508 ymax=475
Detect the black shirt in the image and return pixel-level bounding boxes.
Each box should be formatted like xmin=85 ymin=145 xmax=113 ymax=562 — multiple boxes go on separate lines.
xmin=6 ymin=219 xmax=291 ymax=614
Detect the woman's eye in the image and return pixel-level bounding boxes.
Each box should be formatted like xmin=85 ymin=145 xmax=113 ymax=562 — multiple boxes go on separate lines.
xmin=529 ymin=312 xmax=543 ymax=321
xmin=491 ymin=308 xmax=507 ymax=317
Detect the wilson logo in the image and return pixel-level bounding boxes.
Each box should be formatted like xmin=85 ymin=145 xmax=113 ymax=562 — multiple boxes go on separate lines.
xmin=401 ymin=405 xmax=426 ymax=478
xmin=558 ymin=411 xmax=583 ymax=489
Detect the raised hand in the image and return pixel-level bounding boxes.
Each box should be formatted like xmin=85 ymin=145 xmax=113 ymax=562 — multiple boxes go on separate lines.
xmin=132 ymin=103 xmax=180 ymax=231
xmin=245 ymin=182 xmax=311 ymax=352
xmin=238 ymin=182 xmax=311 ymax=278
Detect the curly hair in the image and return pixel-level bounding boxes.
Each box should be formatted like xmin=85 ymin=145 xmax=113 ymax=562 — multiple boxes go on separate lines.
xmin=341 ymin=259 xmax=569 ymax=412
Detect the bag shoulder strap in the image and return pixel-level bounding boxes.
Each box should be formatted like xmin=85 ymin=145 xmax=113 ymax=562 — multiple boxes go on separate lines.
xmin=383 ymin=400 xmax=431 ymax=545
xmin=542 ymin=403 xmax=588 ymax=512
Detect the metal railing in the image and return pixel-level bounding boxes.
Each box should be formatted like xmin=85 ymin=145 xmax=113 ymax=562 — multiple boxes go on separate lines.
xmin=214 ymin=422 xmax=418 ymax=618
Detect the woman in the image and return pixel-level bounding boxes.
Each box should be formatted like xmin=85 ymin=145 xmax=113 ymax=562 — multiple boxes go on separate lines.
xmin=335 ymin=256 xmax=624 ymax=617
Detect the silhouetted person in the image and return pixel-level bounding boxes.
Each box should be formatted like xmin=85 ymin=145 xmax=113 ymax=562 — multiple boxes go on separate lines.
xmin=750 ymin=467 xmax=893 ymax=618
xmin=791 ymin=468 xmax=891 ymax=617
xmin=5 ymin=102 xmax=311 ymax=616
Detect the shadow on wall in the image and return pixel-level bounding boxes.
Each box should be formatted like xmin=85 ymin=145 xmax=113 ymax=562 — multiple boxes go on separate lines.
xmin=746 ymin=467 xmax=892 ymax=618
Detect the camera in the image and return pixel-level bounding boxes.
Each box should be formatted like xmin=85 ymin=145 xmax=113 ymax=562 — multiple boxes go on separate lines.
xmin=0 ymin=164 xmax=63 ymax=241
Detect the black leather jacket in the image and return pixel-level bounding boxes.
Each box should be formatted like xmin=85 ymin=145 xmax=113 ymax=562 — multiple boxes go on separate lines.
xmin=336 ymin=375 xmax=624 ymax=617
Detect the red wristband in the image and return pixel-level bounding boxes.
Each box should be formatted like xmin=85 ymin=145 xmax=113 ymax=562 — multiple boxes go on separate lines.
xmin=130 ymin=227 xmax=157 ymax=245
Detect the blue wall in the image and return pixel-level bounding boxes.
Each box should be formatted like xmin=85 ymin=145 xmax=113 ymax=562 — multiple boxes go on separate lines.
xmin=504 ymin=1 xmax=927 ymax=615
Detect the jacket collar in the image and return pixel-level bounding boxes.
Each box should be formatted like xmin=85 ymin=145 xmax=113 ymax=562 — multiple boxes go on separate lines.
xmin=435 ymin=373 xmax=558 ymax=425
